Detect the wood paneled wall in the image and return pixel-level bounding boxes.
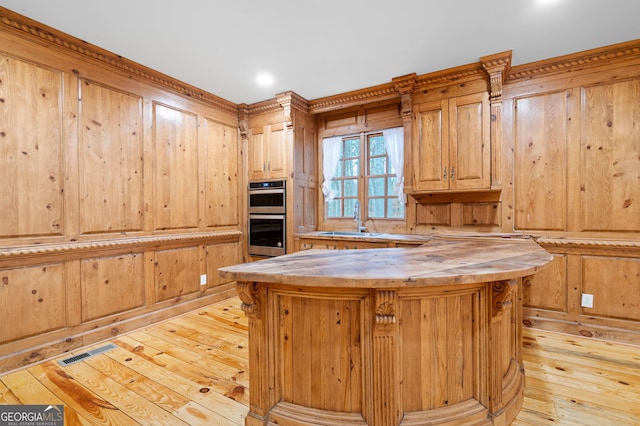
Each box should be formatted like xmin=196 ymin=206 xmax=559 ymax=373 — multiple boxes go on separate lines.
xmin=502 ymin=45 xmax=640 ymax=343
xmin=310 ymin=39 xmax=640 ymax=344
xmin=0 ymin=9 xmax=243 ymax=372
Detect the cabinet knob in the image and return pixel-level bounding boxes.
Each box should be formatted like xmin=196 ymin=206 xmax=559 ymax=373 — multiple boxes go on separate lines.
xmin=443 ymin=167 xmax=448 ymax=182
xmin=451 ymin=167 xmax=455 ymax=180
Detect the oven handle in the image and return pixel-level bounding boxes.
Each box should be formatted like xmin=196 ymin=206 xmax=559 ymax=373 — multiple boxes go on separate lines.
xmin=249 ymin=214 xmax=285 ymax=220
xmin=249 ymin=188 xmax=285 ymax=195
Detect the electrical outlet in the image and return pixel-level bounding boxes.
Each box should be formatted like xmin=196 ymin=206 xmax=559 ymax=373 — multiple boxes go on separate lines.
xmin=200 ymin=274 xmax=207 ymax=286
xmin=581 ymin=293 xmax=594 ymax=308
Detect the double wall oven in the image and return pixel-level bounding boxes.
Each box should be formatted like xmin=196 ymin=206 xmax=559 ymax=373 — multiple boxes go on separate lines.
xmin=248 ymin=180 xmax=286 ymax=257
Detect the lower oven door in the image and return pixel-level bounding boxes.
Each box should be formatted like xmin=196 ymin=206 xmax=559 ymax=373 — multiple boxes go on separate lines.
xmin=248 ymin=214 xmax=285 ymax=257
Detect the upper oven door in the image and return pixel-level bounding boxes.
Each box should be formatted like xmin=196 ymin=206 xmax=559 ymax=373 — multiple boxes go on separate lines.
xmin=248 ymin=181 xmax=286 ymax=214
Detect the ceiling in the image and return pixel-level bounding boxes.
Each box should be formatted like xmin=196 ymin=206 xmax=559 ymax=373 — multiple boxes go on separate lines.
xmin=1 ymin=0 xmax=639 ymax=105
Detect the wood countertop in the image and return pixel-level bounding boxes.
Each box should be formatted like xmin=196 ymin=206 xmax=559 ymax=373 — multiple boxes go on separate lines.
xmin=219 ymin=236 xmax=553 ymax=288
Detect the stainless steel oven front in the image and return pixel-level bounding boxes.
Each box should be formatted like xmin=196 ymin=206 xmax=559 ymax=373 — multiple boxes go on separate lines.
xmin=248 ymin=180 xmax=286 ymax=257
xmin=248 ymin=214 xmax=285 ymax=257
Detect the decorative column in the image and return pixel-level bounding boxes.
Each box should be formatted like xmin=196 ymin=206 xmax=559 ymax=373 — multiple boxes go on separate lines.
xmin=480 ymin=51 xmax=511 ymax=189
xmin=489 ymin=278 xmax=521 ymax=415
xmin=237 ymin=281 xmax=268 ymax=426
xmin=372 ymin=289 xmax=400 ymax=425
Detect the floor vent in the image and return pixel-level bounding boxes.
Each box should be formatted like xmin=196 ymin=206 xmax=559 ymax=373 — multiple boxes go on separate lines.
xmin=58 ymin=343 xmax=117 ymax=367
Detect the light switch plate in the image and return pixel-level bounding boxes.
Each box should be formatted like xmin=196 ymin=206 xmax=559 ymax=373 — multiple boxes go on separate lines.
xmin=200 ymin=274 xmax=207 ymax=285
xmin=581 ymin=293 xmax=594 ymax=308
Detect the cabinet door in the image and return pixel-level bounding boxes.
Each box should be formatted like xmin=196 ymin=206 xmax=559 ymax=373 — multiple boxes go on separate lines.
xmin=266 ymin=123 xmax=288 ymax=179
xmin=249 ymin=124 xmax=288 ymax=180
xmin=249 ymin=128 xmax=267 ymax=180
xmin=412 ymin=99 xmax=449 ymax=191
xmin=448 ymin=92 xmax=490 ymax=190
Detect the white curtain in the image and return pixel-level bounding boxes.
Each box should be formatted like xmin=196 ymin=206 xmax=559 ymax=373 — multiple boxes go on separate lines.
xmin=322 ymin=136 xmax=343 ymax=201
xmin=383 ymin=127 xmax=405 ymax=203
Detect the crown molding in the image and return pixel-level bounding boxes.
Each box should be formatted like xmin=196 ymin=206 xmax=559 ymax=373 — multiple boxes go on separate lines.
xmin=414 ymin=62 xmax=487 ymax=91
xmin=309 ymin=82 xmax=399 ymax=114
xmin=508 ymin=39 xmax=640 ymax=82
xmin=0 ymin=7 xmax=238 ymax=114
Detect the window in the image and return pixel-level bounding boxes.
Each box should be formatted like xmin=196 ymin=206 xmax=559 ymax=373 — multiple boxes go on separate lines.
xmin=325 ymin=131 xmax=405 ymax=220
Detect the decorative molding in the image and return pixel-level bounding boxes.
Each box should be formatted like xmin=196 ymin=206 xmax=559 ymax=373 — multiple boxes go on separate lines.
xmin=392 ymin=73 xmax=417 ymax=119
xmin=238 ymin=104 xmax=250 ymax=141
xmin=247 ymin=98 xmax=282 ymax=115
xmin=0 ymin=7 xmax=237 ymax=114
xmin=375 ymin=290 xmax=397 ymax=326
xmin=492 ymin=279 xmax=518 ymax=316
xmin=537 ymin=238 xmax=640 ymax=250
xmin=480 ymin=51 xmax=512 ymax=101
xmin=507 ymin=39 xmax=640 ymax=82
xmin=414 ymin=63 xmax=486 ymax=91
xmin=237 ymin=282 xmax=261 ymax=318
xmin=0 ymin=231 xmax=242 ymax=259
xmin=309 ymin=83 xmax=399 ymax=114
xmin=276 ymin=91 xmax=310 ymax=130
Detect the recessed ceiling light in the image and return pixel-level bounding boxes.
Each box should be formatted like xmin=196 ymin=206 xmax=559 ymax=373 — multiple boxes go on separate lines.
xmin=256 ymin=72 xmax=274 ymax=87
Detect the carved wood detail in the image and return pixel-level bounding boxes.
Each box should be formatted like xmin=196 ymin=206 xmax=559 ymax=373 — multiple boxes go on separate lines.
xmin=276 ymin=91 xmax=310 ymax=130
xmin=375 ymin=290 xmax=397 ymax=327
xmin=237 ymin=282 xmax=261 ymax=318
xmin=537 ymin=238 xmax=640 ymax=250
xmin=238 ymin=104 xmax=250 ymax=142
xmin=507 ymin=39 xmax=640 ymax=81
xmin=414 ymin=63 xmax=486 ymax=91
xmin=480 ymin=50 xmax=512 ymax=101
xmin=492 ymin=279 xmax=518 ymax=316
xmin=0 ymin=8 xmax=237 ymax=113
xmin=0 ymin=231 xmax=241 ymax=260
xmin=309 ymin=83 xmax=399 ymax=114
xmin=392 ymin=73 xmax=417 ymax=119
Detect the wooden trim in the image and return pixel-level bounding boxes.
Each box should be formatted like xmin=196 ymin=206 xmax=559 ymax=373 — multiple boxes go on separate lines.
xmin=309 ymin=82 xmax=399 ymax=114
xmin=0 ymin=6 xmax=237 ymax=113
xmin=0 ymin=231 xmax=242 ymax=265
xmin=508 ymin=39 xmax=640 ymax=82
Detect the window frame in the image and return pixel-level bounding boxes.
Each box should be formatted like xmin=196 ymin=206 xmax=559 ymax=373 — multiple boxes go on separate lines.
xmin=323 ymin=130 xmax=405 ymax=229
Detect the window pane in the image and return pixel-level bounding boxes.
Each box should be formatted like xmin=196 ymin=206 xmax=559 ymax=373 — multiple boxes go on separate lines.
xmin=334 ymin=159 xmax=343 ymax=177
xmin=368 ymin=177 xmax=385 ymax=196
xmin=345 ymin=138 xmax=359 ymax=157
xmin=368 ymin=198 xmax=384 ymax=218
xmin=327 ymin=199 xmax=341 ymax=217
xmin=387 ymin=198 xmax=405 ymax=219
xmin=344 ymin=198 xmax=357 ymax=218
xmin=344 ymin=179 xmax=358 ymax=197
xmin=344 ymin=159 xmax=359 ymax=177
xmin=370 ymin=157 xmax=386 ymax=175
xmin=387 ymin=176 xmax=397 ymax=193
xmin=369 ymin=136 xmax=385 ymax=156
xmin=330 ymin=180 xmax=342 ymax=197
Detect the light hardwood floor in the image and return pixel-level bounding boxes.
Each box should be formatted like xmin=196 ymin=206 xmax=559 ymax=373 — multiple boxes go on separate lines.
xmin=1 ymin=297 xmax=639 ymax=425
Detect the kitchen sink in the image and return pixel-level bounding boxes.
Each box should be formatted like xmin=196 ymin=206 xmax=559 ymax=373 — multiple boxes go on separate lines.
xmin=317 ymin=231 xmax=385 ymax=237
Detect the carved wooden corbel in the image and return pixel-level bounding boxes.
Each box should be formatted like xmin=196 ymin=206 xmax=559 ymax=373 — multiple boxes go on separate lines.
xmin=392 ymin=73 xmax=417 ymax=120
xmin=492 ymin=279 xmax=518 ymax=317
xmin=237 ymin=104 xmax=250 ymax=142
xmin=237 ymin=281 xmax=261 ymax=318
xmin=276 ymin=92 xmax=293 ymax=130
xmin=375 ymin=290 xmax=397 ymax=327
xmin=480 ymin=51 xmax=512 ymax=102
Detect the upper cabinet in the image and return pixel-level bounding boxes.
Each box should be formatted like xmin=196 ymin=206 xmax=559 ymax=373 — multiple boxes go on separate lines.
xmin=248 ymin=122 xmax=288 ymax=180
xmin=411 ymin=92 xmax=490 ymax=192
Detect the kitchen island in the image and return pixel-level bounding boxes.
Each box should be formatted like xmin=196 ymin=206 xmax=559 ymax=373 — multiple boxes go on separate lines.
xmin=218 ymin=236 xmax=552 ymax=426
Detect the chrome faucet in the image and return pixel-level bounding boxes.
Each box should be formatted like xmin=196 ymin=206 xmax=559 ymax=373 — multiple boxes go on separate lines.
xmin=354 ymin=200 xmax=365 ymax=232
